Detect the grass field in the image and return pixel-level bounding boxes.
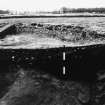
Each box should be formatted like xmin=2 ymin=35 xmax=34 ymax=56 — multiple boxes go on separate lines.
xmin=0 ymin=17 xmax=105 ymax=26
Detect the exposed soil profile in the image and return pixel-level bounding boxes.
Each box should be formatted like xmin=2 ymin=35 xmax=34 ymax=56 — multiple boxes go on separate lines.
xmin=0 ymin=22 xmax=105 ymax=105
xmin=0 ymin=22 xmax=105 ymax=48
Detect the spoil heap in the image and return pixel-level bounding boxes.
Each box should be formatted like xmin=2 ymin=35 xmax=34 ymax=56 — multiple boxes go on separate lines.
xmin=0 ymin=22 xmax=105 ymax=48
xmin=14 ymin=23 xmax=105 ymax=42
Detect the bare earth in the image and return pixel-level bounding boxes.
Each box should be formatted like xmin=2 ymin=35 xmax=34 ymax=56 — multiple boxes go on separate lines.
xmin=0 ymin=21 xmax=105 ymax=49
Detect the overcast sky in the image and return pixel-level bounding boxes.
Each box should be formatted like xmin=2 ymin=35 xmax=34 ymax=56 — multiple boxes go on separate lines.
xmin=1 ymin=0 xmax=105 ymax=12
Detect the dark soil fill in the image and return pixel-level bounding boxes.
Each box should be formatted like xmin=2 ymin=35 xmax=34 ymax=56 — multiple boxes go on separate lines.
xmin=0 ymin=25 xmax=17 ymax=39
xmin=0 ymin=44 xmax=104 ymax=82
xmin=0 ymin=44 xmax=105 ymax=105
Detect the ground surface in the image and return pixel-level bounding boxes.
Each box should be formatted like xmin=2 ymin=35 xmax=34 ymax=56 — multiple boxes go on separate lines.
xmin=0 ymin=17 xmax=105 ymax=105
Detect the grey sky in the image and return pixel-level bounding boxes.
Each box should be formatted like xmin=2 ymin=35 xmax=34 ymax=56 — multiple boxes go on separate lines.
xmin=1 ymin=0 xmax=105 ymax=11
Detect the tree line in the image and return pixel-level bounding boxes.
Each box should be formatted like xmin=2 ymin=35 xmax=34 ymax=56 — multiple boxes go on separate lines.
xmin=0 ymin=10 xmax=9 ymax=14
xmin=52 ymin=7 xmax=105 ymax=14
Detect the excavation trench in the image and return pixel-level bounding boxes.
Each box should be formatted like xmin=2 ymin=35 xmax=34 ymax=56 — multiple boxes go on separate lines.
xmin=1 ymin=23 xmax=105 ymax=100
xmin=0 ymin=44 xmax=105 ymax=83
